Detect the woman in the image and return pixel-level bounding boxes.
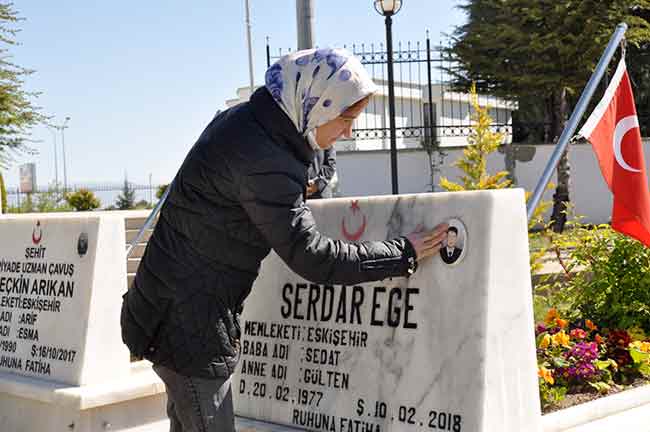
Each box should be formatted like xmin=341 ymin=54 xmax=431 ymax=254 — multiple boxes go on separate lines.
xmin=121 ymin=48 xmax=447 ymax=432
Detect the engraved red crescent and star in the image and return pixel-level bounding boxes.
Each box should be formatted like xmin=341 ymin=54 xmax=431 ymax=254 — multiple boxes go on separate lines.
xmin=341 ymin=200 xmax=367 ymax=241
xmin=32 ymin=220 xmax=43 ymax=245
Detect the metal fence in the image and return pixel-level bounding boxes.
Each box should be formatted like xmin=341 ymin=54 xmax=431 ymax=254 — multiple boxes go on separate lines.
xmin=266 ymin=38 xmax=650 ymax=147
xmin=5 ymin=182 xmax=163 ymax=210
xmin=266 ymin=35 xmax=514 ymax=150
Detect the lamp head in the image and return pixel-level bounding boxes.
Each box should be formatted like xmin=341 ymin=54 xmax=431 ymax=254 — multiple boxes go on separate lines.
xmin=374 ymin=0 xmax=402 ymax=16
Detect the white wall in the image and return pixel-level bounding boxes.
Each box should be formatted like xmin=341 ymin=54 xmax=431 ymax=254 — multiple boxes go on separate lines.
xmin=437 ymin=100 xmax=514 ymax=147
xmin=334 ymin=139 xmax=650 ymax=225
xmin=335 ymin=148 xmax=433 ymax=196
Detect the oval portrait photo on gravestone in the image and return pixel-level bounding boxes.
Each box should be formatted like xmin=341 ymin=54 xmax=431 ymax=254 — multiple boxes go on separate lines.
xmin=439 ymin=218 xmax=467 ymax=265
xmin=77 ymin=232 xmax=88 ymax=257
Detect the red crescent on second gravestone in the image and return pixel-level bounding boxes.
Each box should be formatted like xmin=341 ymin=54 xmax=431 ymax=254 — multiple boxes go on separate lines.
xmin=32 ymin=221 xmax=42 ymax=245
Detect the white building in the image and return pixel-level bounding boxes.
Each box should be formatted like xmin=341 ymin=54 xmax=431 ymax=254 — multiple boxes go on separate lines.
xmin=225 ymin=81 xmax=517 ymax=151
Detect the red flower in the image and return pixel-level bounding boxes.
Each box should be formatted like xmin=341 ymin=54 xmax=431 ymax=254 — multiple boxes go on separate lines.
xmin=607 ymin=330 xmax=631 ymax=348
xmin=570 ymin=328 xmax=587 ymax=339
xmin=607 ymin=330 xmax=632 ymax=368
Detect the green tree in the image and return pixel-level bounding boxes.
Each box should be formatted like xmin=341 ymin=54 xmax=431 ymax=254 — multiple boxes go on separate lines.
xmin=21 ymin=193 xmax=33 ymax=213
xmin=134 ymin=199 xmax=152 ymax=209
xmin=115 ymin=178 xmax=135 ymax=210
xmin=35 ymin=184 xmax=71 ymax=212
xmin=627 ymin=7 xmax=650 ymax=135
xmin=628 ymin=44 xmax=650 ymax=136
xmin=0 ymin=171 xmax=6 ymax=213
xmin=440 ymin=83 xmax=552 ymax=276
xmin=65 ymin=189 xmax=100 ymax=211
xmin=0 ymin=4 xmax=45 ymax=170
xmin=6 ymin=184 xmax=73 ymax=213
xmin=447 ymin=0 xmax=650 ymax=231
xmin=0 ymin=5 xmax=45 ymax=213
xmin=155 ymin=183 xmax=169 ymax=200
xmin=440 ymin=84 xmax=511 ymax=191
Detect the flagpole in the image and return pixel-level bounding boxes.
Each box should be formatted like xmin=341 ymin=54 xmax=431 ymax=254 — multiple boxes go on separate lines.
xmin=526 ymin=23 xmax=628 ymax=221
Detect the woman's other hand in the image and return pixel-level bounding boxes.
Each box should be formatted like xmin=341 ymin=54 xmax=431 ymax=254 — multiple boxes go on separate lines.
xmin=306 ymin=180 xmax=318 ymax=197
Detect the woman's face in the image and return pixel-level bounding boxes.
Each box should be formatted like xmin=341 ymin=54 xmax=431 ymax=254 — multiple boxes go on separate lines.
xmin=314 ymin=98 xmax=370 ymax=149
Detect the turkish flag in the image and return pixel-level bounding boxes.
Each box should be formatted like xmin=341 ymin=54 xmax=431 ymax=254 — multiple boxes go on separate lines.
xmin=578 ymin=58 xmax=650 ymax=246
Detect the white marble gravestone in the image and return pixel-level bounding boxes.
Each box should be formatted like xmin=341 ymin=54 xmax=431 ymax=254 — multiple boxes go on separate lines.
xmin=0 ymin=214 xmax=130 ymax=385
xmin=0 ymin=213 xmax=167 ymax=432
xmin=234 ymin=189 xmax=542 ymax=432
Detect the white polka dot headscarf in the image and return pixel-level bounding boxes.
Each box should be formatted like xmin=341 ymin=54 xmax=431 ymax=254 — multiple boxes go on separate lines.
xmin=264 ymin=48 xmax=378 ymax=139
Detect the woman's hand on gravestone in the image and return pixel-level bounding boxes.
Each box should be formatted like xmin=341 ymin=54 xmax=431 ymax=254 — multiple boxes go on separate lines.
xmin=406 ymin=223 xmax=448 ymax=261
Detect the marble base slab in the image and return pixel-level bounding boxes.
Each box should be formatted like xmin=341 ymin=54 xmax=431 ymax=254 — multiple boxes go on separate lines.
xmin=542 ymin=384 xmax=650 ymax=432
xmin=0 ymin=361 xmax=166 ymax=432
xmin=233 ymin=190 xmax=542 ymax=432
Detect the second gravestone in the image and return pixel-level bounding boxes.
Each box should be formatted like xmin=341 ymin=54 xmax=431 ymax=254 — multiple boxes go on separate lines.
xmin=233 ymin=189 xmax=541 ymax=432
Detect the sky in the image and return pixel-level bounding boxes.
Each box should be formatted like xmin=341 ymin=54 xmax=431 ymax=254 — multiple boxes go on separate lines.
xmin=6 ymin=1 xmax=466 ymax=189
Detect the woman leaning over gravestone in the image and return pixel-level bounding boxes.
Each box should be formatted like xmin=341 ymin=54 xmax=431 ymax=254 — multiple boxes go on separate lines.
xmin=120 ymin=48 xmax=448 ymax=432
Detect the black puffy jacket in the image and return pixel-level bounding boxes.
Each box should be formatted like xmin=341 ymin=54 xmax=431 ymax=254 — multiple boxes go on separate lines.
xmin=120 ymin=88 xmax=417 ymax=378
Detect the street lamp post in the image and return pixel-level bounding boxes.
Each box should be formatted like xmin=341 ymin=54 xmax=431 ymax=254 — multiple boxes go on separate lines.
xmin=374 ymin=0 xmax=402 ymax=195
xmin=56 ymin=117 xmax=71 ymax=192
xmin=47 ymin=126 xmax=59 ymax=189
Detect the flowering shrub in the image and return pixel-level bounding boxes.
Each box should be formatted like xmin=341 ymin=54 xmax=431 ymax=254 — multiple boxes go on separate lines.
xmin=531 ymin=218 xmax=650 ymax=410
xmin=535 ymin=306 xmax=650 ymax=410
xmin=540 ymin=224 xmax=650 ymax=334
xmin=65 ymin=188 xmax=100 ymax=211
xmin=535 ymin=308 xmax=625 ymax=408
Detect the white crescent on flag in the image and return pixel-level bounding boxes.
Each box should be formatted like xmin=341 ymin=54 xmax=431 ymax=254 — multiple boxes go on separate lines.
xmin=613 ymin=115 xmax=641 ymax=172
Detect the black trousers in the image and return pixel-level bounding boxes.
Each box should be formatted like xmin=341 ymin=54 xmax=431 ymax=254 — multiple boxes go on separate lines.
xmin=153 ymin=364 xmax=235 ymax=432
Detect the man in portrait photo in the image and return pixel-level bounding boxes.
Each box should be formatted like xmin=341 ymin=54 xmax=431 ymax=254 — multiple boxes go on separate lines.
xmin=440 ymin=226 xmax=462 ymax=264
